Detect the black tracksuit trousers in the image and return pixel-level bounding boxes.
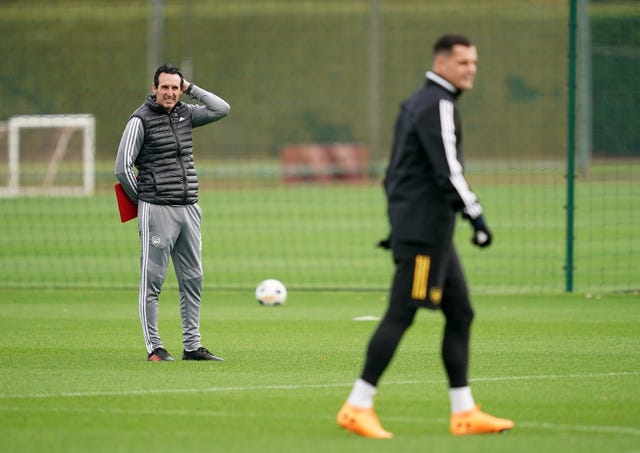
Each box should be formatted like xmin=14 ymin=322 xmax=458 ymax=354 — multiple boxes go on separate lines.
xmin=360 ymin=242 xmax=474 ymax=388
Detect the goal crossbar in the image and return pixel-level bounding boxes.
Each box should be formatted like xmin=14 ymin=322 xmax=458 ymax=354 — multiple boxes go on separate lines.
xmin=2 ymin=114 xmax=96 ymax=197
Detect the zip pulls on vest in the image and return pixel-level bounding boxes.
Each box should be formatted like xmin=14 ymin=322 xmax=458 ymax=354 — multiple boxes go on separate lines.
xmin=168 ymin=111 xmax=189 ymax=203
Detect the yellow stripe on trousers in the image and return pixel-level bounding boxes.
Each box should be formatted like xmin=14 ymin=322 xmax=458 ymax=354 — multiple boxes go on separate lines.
xmin=411 ymin=254 xmax=430 ymax=300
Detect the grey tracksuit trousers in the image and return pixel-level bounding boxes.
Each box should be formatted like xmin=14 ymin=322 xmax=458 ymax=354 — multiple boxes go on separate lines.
xmin=138 ymin=200 xmax=203 ymax=353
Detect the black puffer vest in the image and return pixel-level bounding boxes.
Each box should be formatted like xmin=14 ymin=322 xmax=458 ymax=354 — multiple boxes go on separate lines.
xmin=132 ymin=95 xmax=198 ymax=205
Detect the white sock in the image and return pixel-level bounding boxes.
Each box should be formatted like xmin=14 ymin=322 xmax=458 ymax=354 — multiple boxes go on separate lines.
xmin=347 ymin=378 xmax=377 ymax=409
xmin=449 ymin=386 xmax=475 ymax=413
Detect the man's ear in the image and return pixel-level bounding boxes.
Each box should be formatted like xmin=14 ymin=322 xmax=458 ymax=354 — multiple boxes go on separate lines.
xmin=433 ymin=54 xmax=445 ymax=72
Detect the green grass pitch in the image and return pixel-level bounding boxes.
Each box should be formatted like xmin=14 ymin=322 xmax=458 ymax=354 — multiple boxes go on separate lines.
xmin=1 ymin=289 xmax=638 ymax=452
xmin=2 ymin=174 xmax=638 ymax=293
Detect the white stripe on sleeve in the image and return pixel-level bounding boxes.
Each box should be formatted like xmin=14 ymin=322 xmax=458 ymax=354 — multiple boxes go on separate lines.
xmin=439 ymin=99 xmax=483 ymax=218
xmin=120 ymin=117 xmax=143 ymax=189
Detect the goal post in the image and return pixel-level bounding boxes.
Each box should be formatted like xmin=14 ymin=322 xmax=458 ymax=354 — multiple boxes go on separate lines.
xmin=2 ymin=114 xmax=96 ymax=197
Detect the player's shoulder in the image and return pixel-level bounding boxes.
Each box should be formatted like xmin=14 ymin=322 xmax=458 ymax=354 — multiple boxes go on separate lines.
xmin=424 ymin=80 xmax=457 ymax=101
xmin=174 ymin=101 xmax=199 ymax=119
xmin=175 ymin=101 xmax=192 ymax=111
xmin=404 ymin=83 xmax=445 ymax=116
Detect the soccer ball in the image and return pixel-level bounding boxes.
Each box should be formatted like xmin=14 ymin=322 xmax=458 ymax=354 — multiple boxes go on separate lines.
xmin=255 ymin=279 xmax=287 ymax=306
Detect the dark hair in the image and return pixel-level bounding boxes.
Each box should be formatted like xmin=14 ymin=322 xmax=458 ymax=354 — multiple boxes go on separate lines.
xmin=153 ymin=64 xmax=184 ymax=88
xmin=433 ymin=34 xmax=473 ymax=54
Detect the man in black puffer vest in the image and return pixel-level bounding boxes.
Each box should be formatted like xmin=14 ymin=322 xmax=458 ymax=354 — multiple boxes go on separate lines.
xmin=115 ymin=64 xmax=230 ymax=362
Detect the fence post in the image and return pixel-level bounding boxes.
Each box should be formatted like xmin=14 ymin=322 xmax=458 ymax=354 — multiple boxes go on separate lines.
xmin=566 ymin=0 xmax=578 ymax=292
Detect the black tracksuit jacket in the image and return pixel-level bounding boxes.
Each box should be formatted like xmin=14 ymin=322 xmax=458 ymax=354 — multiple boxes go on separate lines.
xmin=384 ymin=71 xmax=484 ymax=249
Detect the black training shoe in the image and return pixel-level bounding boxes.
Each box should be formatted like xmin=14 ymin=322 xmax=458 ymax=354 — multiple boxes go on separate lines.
xmin=147 ymin=347 xmax=174 ymax=362
xmin=182 ymin=346 xmax=224 ymax=362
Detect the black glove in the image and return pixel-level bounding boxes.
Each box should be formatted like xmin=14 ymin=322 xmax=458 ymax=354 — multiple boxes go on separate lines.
xmin=469 ymin=215 xmax=492 ymax=248
xmin=377 ymin=235 xmax=391 ymax=250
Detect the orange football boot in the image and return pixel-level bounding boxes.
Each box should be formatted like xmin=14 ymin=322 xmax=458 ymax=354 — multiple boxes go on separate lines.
xmin=450 ymin=405 xmax=514 ymax=435
xmin=337 ymin=402 xmax=393 ymax=439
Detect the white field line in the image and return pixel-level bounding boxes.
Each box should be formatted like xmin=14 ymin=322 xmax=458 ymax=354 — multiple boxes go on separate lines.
xmin=0 ymin=404 xmax=638 ymax=437
xmin=0 ymin=371 xmax=637 ymax=400
xmin=515 ymin=421 xmax=640 ymax=436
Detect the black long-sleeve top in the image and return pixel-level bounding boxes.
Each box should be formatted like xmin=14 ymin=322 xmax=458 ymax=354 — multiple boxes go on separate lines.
xmin=384 ymin=71 xmax=483 ymax=248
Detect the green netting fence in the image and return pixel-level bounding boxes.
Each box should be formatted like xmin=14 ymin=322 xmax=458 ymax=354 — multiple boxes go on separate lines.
xmin=0 ymin=0 xmax=637 ymax=294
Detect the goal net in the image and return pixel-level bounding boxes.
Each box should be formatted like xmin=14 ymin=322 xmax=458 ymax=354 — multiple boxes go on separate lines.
xmin=1 ymin=114 xmax=95 ymax=197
